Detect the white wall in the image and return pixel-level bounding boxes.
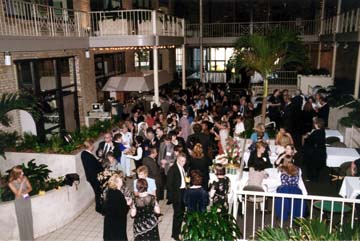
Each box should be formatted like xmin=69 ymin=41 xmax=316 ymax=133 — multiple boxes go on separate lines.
xmin=0 ymin=139 xmax=103 ymax=240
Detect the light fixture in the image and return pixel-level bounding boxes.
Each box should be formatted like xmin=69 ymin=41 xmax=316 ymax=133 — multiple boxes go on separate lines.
xmin=85 ymin=49 xmax=90 ymax=59
xmin=4 ymin=52 xmax=11 ymax=66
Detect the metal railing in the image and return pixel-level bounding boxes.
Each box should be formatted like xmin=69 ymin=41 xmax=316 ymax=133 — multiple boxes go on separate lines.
xmin=186 ymin=20 xmax=320 ymax=38
xmin=89 ymin=9 xmax=184 ymax=37
xmin=323 ymin=8 xmax=360 ymax=34
xmin=0 ymin=0 xmax=184 ymax=38
xmin=251 ymin=71 xmax=298 ymax=95
xmin=233 ymin=190 xmax=360 ymax=239
xmin=0 ymin=0 xmax=89 ymax=37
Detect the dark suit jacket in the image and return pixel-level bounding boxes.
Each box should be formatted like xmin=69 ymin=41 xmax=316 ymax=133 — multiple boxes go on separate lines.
xmin=166 ymin=163 xmax=184 ymax=203
xmin=81 ymin=151 xmax=104 ymax=183
xmin=96 ymin=141 xmax=121 ymax=159
xmin=142 ymin=156 xmax=162 ymax=188
xmin=186 ymin=132 xmax=212 ymax=156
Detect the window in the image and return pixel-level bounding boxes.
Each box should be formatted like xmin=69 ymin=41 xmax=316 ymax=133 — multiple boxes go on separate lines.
xmin=94 ymin=52 xmax=126 ymax=101
xmin=135 ymin=50 xmax=151 ymax=71
xmin=205 ymin=47 xmax=234 ymax=72
xmin=176 ymin=48 xmax=183 ymax=71
xmin=133 ymin=0 xmax=151 ymax=9
xmin=15 ymin=57 xmax=79 ymax=140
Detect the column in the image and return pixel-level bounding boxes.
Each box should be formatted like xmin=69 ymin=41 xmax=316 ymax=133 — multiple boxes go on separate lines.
xmin=199 ymin=0 xmax=203 ymax=83
xmin=182 ymin=44 xmax=186 ymax=90
xmin=317 ymin=0 xmax=326 ymax=69
xmin=153 ymin=47 xmax=159 ymax=105
xmin=354 ymin=43 xmax=360 ymax=98
xmin=331 ymin=0 xmax=342 ymax=77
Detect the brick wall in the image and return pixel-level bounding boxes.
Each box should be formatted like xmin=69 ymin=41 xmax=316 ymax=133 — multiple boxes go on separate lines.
xmin=73 ymin=0 xmax=90 ymax=12
xmin=123 ymin=0 xmax=133 ymax=9
xmin=0 ymin=49 xmax=98 ymax=132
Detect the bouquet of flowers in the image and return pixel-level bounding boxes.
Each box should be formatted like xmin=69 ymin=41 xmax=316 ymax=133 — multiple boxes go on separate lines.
xmin=215 ymin=137 xmax=241 ymax=166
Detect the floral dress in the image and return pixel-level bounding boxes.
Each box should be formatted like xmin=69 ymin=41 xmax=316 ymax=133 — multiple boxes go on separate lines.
xmin=209 ymin=176 xmax=230 ymax=212
xmin=133 ymin=195 xmax=160 ymax=241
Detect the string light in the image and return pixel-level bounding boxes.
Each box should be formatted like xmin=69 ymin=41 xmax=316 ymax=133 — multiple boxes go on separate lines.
xmin=89 ymin=45 xmax=176 ymax=52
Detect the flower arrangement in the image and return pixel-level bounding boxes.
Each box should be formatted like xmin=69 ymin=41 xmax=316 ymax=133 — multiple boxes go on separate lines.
xmin=215 ymin=137 xmax=241 ymax=167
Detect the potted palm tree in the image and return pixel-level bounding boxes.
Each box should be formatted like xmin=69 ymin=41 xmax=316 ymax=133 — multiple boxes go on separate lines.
xmin=181 ymin=206 xmax=242 ymax=241
xmin=229 ymin=30 xmax=309 ymax=122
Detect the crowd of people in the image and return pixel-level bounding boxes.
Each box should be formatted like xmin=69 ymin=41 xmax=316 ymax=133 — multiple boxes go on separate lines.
xmin=77 ymin=82 xmax=335 ymax=240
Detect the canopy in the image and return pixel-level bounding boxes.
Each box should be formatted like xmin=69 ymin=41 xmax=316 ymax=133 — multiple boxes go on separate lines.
xmin=102 ymin=70 xmax=172 ymax=92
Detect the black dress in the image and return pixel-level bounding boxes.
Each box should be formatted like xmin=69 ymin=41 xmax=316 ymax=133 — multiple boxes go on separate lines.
xmin=189 ymin=155 xmax=212 ymax=190
xmin=133 ymin=195 xmax=160 ymax=241
xmin=103 ymin=189 xmax=129 ymax=241
xmin=209 ymin=177 xmax=230 ymax=212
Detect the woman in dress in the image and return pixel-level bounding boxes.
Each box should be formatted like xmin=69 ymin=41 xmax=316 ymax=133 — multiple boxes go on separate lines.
xmin=189 ymin=143 xmax=212 ymax=191
xmin=125 ymin=135 xmax=145 ymax=170
xmin=104 ymin=152 xmax=123 ymax=172
xmin=131 ymin=178 xmax=160 ymax=241
xmin=209 ymin=164 xmax=230 ymax=213
xmin=183 ymin=170 xmax=209 ymax=212
xmin=103 ymin=172 xmax=132 ymax=241
xmin=274 ymin=144 xmax=300 ymax=167
xmin=303 ymin=117 xmax=326 ymax=181
xmin=8 ymin=165 xmax=34 ymax=241
xmin=247 ymin=141 xmax=272 ymax=170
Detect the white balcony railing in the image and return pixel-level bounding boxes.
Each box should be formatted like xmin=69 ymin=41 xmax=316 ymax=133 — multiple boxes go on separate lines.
xmin=233 ymin=190 xmax=360 ymax=239
xmin=323 ymin=8 xmax=360 ymax=35
xmin=89 ymin=10 xmax=184 ymax=37
xmin=0 ymin=0 xmax=184 ymax=38
xmin=0 ymin=0 xmax=89 ymax=37
xmin=186 ymin=20 xmax=320 ymax=38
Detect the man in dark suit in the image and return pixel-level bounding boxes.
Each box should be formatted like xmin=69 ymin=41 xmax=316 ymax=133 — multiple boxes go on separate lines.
xmin=81 ymin=139 xmax=104 ymax=214
xmin=166 ymin=152 xmax=187 ymax=241
xmin=142 ymin=148 xmax=163 ymax=199
xmin=96 ymin=132 xmax=121 ymax=160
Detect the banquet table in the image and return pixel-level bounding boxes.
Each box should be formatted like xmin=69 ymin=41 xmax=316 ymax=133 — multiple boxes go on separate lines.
xmin=240 ymin=168 xmax=308 ymax=195
xmin=339 ymin=176 xmax=360 ymax=199
xmin=325 ymin=129 xmax=344 ymax=143
xmin=326 ymin=147 xmax=360 ymax=167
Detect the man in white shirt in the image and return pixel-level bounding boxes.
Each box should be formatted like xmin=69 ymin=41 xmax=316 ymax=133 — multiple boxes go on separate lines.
xmin=166 ymin=153 xmax=187 ymax=241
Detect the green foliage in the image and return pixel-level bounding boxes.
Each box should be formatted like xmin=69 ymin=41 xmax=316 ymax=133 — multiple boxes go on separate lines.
xmin=0 ymin=91 xmax=42 ymax=127
xmin=181 ymin=206 xmax=242 ymax=241
xmin=0 ymin=131 xmax=20 ymax=159
xmin=340 ymin=108 xmax=360 ymax=128
xmin=4 ymin=119 xmax=115 ymax=154
xmin=256 ymin=218 xmax=360 ymax=241
xmin=1 ymin=159 xmax=64 ymax=201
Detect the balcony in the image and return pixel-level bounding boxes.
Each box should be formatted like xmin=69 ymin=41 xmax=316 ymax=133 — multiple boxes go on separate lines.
xmin=185 ymin=20 xmax=320 ymax=46
xmin=0 ymin=0 xmax=185 ymax=51
xmin=322 ymin=8 xmax=360 ymax=42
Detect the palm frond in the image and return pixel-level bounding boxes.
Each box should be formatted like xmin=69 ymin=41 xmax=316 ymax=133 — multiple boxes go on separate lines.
xmin=0 ymin=91 xmax=42 ymax=127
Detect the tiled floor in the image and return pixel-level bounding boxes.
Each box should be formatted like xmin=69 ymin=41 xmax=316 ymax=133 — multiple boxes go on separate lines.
xmin=36 ymin=200 xmax=174 ymax=241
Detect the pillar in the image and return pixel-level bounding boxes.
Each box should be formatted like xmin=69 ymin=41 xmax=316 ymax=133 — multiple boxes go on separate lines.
xmin=354 ymin=43 xmax=360 ymax=98
xmin=182 ymin=44 xmax=186 ymax=90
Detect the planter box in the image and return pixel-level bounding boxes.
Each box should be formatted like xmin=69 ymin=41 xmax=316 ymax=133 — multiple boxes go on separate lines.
xmin=338 ymin=123 xmax=360 ymax=148
xmin=0 ymin=138 xmax=103 ymax=240
xmin=297 ymin=75 xmax=333 ymax=95
xmin=329 ymin=107 xmax=353 ymax=130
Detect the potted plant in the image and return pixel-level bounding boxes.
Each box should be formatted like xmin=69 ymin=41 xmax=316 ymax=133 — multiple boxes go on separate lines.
xmin=256 ymin=218 xmax=360 ymax=241
xmin=181 ymin=206 xmax=242 ymax=241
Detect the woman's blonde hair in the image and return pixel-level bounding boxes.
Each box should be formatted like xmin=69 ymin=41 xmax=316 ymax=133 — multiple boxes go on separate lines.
xmin=108 ymin=172 xmax=124 ymax=190
xmin=280 ymin=162 xmax=298 ymax=177
xmin=83 ymin=139 xmax=94 ymax=149
xmin=9 ymin=165 xmax=23 ymax=182
xmin=192 ymin=143 xmax=204 ymax=158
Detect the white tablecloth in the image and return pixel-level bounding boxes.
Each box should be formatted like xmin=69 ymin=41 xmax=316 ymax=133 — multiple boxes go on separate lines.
xmin=326 ymin=147 xmax=360 ymax=167
xmin=325 ymin=129 xmax=344 ymax=143
xmin=240 ymin=168 xmax=308 ymax=195
xmin=339 ymin=176 xmax=360 ymax=199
